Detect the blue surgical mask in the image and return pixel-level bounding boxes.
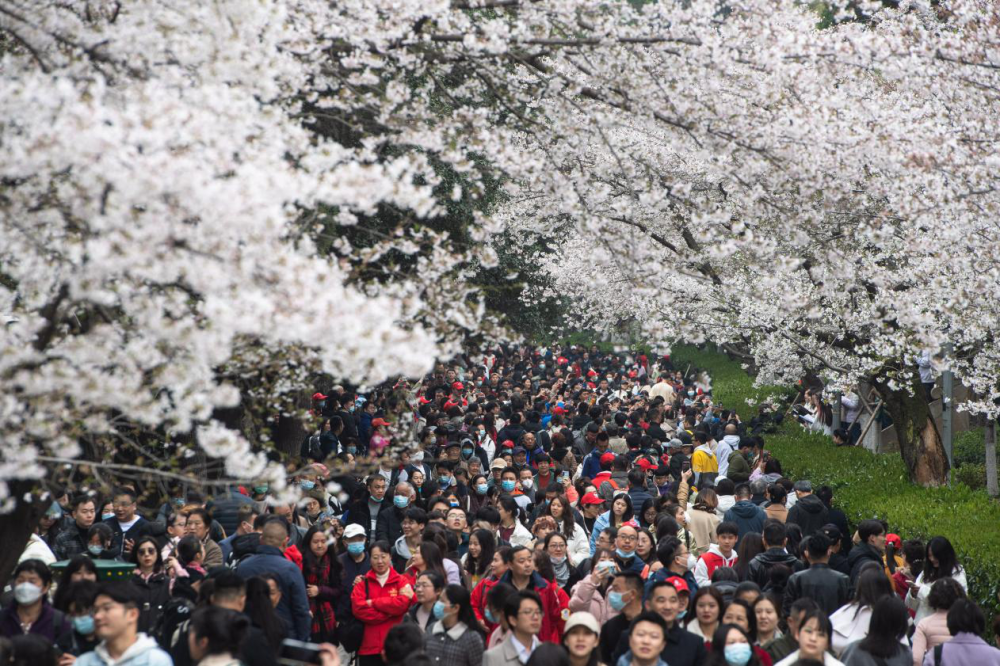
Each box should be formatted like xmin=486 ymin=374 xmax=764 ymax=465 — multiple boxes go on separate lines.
xmin=370 ymin=495 xmax=384 ymax=503
xmin=253 ymin=485 xmax=269 ymax=495
xmin=724 ymin=643 xmax=752 ymax=666
xmin=347 ymin=542 xmax=366 ymax=556
xmin=596 ymin=561 xmax=617 ymax=575
xmin=449 ymin=500 xmax=460 ymax=508
xmin=88 ymin=545 xmax=104 ymax=556
xmin=501 ymin=480 xmax=516 ymax=492
xmin=300 ymin=480 xmax=315 ymax=490
xmin=172 ymin=498 xmax=185 ymax=507
xmin=476 ymin=484 xmax=489 ymax=495
xmin=432 ymin=600 xmax=447 ymax=620
xmin=616 ymin=548 xmax=634 ymax=560
xmin=438 ymin=475 xmax=452 ymax=487
xmin=394 ymin=495 xmax=409 ymax=509
xmin=102 ymin=513 xmax=115 ymax=521
xmin=608 ymin=590 xmax=628 ymax=611
xmin=72 ymin=615 xmax=95 ymax=635
xmin=461 ymin=448 xmax=474 ymax=459
xmin=484 ymin=607 xmax=497 ymax=624
xmin=346 ymin=446 xmax=357 ymax=455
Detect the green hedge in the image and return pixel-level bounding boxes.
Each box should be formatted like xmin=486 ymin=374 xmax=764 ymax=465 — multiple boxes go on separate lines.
xmin=670 ymin=345 xmax=1000 ymax=621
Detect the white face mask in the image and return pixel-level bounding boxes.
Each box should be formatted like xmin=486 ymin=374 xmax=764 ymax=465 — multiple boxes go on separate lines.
xmin=520 ymin=478 xmax=534 ymax=490
xmin=14 ymin=582 xmax=43 ymax=605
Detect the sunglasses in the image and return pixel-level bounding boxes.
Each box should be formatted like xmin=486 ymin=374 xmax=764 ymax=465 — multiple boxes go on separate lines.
xmin=137 ymin=548 xmax=157 ymax=556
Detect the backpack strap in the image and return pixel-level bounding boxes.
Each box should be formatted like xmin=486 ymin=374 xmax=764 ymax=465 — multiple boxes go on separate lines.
xmin=934 ymin=644 xmax=943 ymax=666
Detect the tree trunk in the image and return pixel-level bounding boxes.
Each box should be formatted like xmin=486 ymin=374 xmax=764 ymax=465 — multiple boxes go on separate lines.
xmin=987 ymin=420 xmax=998 ymax=497
xmin=0 ymin=480 xmax=50 ymax=586
xmin=876 ymin=378 xmax=949 ymax=486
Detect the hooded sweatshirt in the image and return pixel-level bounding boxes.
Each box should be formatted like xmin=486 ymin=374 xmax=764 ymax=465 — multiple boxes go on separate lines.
xmin=716 ymin=434 xmax=740 ymax=478
xmin=723 ymin=500 xmax=766 ymax=543
xmin=786 ymin=493 xmax=829 ymax=537
xmin=76 ymin=634 xmax=173 ymax=666
xmin=694 ymin=543 xmax=739 ymax=587
xmin=691 ymin=443 xmax=718 ymax=488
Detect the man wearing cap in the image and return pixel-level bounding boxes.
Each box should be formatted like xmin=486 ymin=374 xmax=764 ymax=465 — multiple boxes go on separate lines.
xmin=612 ymin=577 xmax=706 ymax=666
xmin=786 ymin=480 xmax=829 ymax=537
xmin=489 ymin=458 xmax=507 ymax=490
xmin=579 ymin=492 xmax=605 ymax=542
xmin=511 ymin=446 xmax=529 ymax=471
xmin=667 ymin=438 xmax=688 ymax=482
xmin=335 ymin=523 xmax=370 ymax=661
xmin=563 ymin=612 xmax=602 ymax=666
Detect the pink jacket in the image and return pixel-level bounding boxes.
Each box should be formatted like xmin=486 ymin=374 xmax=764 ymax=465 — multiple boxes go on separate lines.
xmin=912 ymin=610 xmax=952 ymax=666
xmin=568 ymin=572 xmax=619 ymax=625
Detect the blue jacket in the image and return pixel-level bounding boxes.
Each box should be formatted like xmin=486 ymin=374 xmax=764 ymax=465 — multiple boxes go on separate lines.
xmin=236 ymin=544 xmax=311 ymax=640
xmin=581 ymin=450 xmax=604 ymax=481
xmin=588 ymin=510 xmax=612 ymax=556
xmin=723 ymin=500 xmax=766 ymax=543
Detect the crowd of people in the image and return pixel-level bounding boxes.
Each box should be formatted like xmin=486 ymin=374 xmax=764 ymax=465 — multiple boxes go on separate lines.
xmin=2 ymin=345 xmax=999 ymax=666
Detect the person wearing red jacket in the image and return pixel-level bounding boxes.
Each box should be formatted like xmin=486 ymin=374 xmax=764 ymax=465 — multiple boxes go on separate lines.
xmin=472 ymin=546 xmax=511 ymax=628
xmin=351 ymin=541 xmax=415 ymax=666
xmin=497 ymin=546 xmax=569 ymax=643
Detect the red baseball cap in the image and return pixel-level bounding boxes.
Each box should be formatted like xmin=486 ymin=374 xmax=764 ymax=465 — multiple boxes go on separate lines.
xmin=552 ymin=406 xmax=567 ymax=415
xmin=580 ymin=492 xmax=605 ymax=506
xmin=636 ymin=458 xmax=655 ymax=471
xmin=452 ymin=381 xmax=464 ymax=390
xmin=502 ymin=439 xmax=515 ymax=449
xmin=371 ymin=418 xmax=391 ymax=428
xmin=663 ymin=576 xmax=690 ymax=594
xmin=312 ymin=392 xmax=328 ymax=400
xmin=600 ymin=452 xmax=616 ymax=465
xmin=886 ymin=533 xmax=902 ymax=549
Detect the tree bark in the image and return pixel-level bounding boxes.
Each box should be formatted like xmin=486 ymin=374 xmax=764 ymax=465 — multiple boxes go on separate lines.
xmin=876 ymin=378 xmax=949 ymax=486
xmin=987 ymin=419 xmax=998 ymax=497
xmin=0 ymin=480 xmax=49 ymax=586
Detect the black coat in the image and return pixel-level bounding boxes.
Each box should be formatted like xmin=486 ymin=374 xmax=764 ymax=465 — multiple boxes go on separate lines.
xmin=848 ymin=543 xmax=884 ymax=583
xmin=783 ymin=563 xmax=851 ymax=618
xmin=747 ymin=547 xmax=803 ymax=589
xmin=103 ymin=516 xmax=151 ymax=558
xmin=375 ymin=505 xmax=406 ymax=546
xmin=130 ymin=572 xmax=171 ymax=634
xmin=786 ymin=494 xmax=829 ymax=537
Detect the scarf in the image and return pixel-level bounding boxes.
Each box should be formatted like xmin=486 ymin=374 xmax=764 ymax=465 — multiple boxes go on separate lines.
xmin=551 ymin=557 xmax=571 ymax=587
xmin=306 ymin=555 xmax=336 ymax=638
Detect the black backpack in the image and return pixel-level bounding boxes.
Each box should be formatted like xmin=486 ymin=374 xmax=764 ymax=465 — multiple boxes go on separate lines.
xmin=335 ymin=578 xmax=368 ymax=653
xmin=152 ymin=596 xmax=195 ymax=649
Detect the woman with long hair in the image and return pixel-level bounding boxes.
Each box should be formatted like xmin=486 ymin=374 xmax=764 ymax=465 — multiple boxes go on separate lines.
xmin=906 ymin=536 xmax=967 ymax=624
xmin=782 ymin=610 xmax=840 ymax=666
xmin=734 ymin=533 xmax=764 ymax=582
xmin=549 ymin=496 xmax=590 ymax=562
xmin=830 ymin=566 xmax=895 ymax=656
xmin=52 ymin=557 xmax=98 ymax=612
xmin=562 ymin=612 xmax=603 ymax=666
xmin=568 ymin=549 xmax=619 ymax=625
xmin=469 ymin=474 xmax=494 ymax=516
xmin=721 ymin=599 xmax=773 ymax=666
xmin=425 ymin=584 xmax=486 ymax=666
xmin=128 ymin=535 xmax=170 ymax=634
xmin=686 ymin=585 xmax=724 ymax=642
xmin=704 ymin=623 xmax=763 ymax=666
xmin=635 ymin=529 xmax=656 ymax=565
xmin=841 ymin=596 xmax=911 ymax=666
xmin=687 ymin=488 xmax=721 ymax=556
xmin=245 ymin=577 xmax=286 ymax=651
xmin=463 ymin=529 xmax=496 ymax=588
xmin=301 ymin=525 xmax=343 ymax=643
xmin=587 ymin=493 xmax=633 ymax=555
xmin=752 ymin=594 xmax=782 ymax=647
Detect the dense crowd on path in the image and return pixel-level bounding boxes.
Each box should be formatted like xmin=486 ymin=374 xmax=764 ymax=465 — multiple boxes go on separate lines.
xmin=3 ymin=345 xmax=1000 ymax=666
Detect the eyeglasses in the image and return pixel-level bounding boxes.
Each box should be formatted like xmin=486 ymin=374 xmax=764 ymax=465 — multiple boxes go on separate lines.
xmin=137 ymin=548 xmax=157 ymax=556
xmin=518 ymin=609 xmax=543 ymax=618
xmin=618 ymin=535 xmax=637 ymax=543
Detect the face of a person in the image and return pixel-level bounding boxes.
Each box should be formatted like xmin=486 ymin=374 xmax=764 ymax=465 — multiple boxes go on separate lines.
xmin=113 ymin=494 xmax=136 ymax=522
xmin=402 ymin=517 xmax=422 ymax=538
xmin=136 ymin=541 xmax=158 ymax=570
xmin=168 ymin=514 xmax=187 ymax=538
xmin=724 ymin=627 xmax=749 ymax=650
xmin=267 ymin=579 xmax=281 ymax=607
xmin=71 ymin=569 xmax=98 ymax=584
xmin=547 ymin=537 xmax=567 ymax=560
xmin=447 ymin=510 xmax=466 ymax=531
xmin=74 ymin=501 xmax=97 ymax=529
xmin=613 ymin=498 xmax=627 ymax=516
xmin=718 ymin=533 xmax=738 ymax=554
xmin=564 ymin=627 xmax=599 ymax=659
xmin=415 ymin=575 xmax=437 ymax=604
xmin=310 ymin=531 xmax=328 ymax=558
xmin=646 ymin=585 xmax=681 ymax=624
xmin=629 ymin=620 xmax=666 ymax=661
xmin=534 ymin=524 xmax=553 ymax=541
xmin=468 ymin=536 xmax=481 ymax=559
xmin=722 ymin=604 xmax=749 ymax=632
xmin=637 ymin=532 xmax=653 ymax=556
xmin=14 ymin=570 xmax=47 ymax=598
xmin=796 ymin=618 xmax=829 ymax=658
xmin=696 ymin=594 xmax=719 ymax=624
xmin=644 ymin=507 xmax=657 ymax=524
xmin=511 ymin=549 xmax=534 ymax=578
xmin=304 ymin=499 xmax=320 ymax=516
xmin=755 ymin=599 xmax=778 ymax=635
xmin=491 ymin=551 xmax=508 ymax=578
xmin=93 ymin=595 xmax=136 ymax=639
xmin=537 ymin=460 xmax=549 ymax=474
xmin=513 ymin=599 xmax=543 ymax=635
xmin=597 ymin=531 xmax=613 ymax=551
xmin=186 ymin=514 xmax=209 ymax=540
xmin=673 ymin=544 xmax=689 ymax=570
xmin=371 ymin=547 xmax=391 ymax=575
xmin=617 ymin=527 xmax=637 ymax=554
xmin=411 ymin=471 xmax=424 ymax=487
xmin=370 ymin=480 xmax=387 ymax=501
xmin=550 ymin=498 xmax=565 ymax=518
